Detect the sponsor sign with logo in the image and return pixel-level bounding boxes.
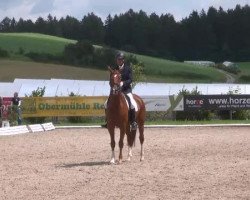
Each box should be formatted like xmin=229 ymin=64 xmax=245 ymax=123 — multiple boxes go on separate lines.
xmin=184 ymin=95 xmax=250 ymax=110
xmin=21 ymin=96 xmax=107 ymax=117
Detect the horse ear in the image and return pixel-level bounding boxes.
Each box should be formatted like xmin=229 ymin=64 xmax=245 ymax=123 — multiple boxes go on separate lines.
xmin=108 ymin=66 xmax=113 ymax=73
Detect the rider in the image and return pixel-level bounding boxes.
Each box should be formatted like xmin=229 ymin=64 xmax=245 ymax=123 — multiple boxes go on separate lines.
xmin=102 ymin=52 xmax=138 ymax=130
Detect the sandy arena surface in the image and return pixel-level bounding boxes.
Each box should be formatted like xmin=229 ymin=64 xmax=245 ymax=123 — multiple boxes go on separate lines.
xmin=0 ymin=126 xmax=249 ymax=200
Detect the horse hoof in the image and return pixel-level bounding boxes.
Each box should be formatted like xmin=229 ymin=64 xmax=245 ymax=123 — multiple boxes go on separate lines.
xmin=118 ymin=160 xmax=123 ymax=164
xmin=110 ymin=159 xmax=116 ymax=165
xmin=140 ymin=157 xmax=144 ymax=162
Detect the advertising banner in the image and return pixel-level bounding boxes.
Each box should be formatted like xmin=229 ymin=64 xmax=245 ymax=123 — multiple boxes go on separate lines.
xmin=143 ymin=95 xmax=183 ymax=112
xmin=184 ymin=95 xmax=250 ymax=111
xmin=20 ymin=95 xmax=185 ymax=118
xmin=21 ymin=96 xmax=107 ymax=117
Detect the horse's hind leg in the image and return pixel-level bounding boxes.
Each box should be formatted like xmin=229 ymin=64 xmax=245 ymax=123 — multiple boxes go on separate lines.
xmin=138 ymin=124 xmax=145 ymax=161
xmin=126 ymin=126 xmax=133 ymax=161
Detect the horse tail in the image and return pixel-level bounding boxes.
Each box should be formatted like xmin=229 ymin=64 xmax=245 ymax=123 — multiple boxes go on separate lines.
xmin=127 ymin=129 xmax=136 ymax=147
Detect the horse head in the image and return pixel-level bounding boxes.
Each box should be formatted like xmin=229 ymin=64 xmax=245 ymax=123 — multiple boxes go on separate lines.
xmin=108 ymin=66 xmax=121 ymax=95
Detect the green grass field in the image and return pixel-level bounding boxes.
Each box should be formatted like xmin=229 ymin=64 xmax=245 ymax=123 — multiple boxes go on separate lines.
xmin=0 ymin=32 xmax=246 ymax=83
xmin=0 ymin=59 xmax=109 ymax=82
xmin=237 ymin=62 xmax=250 ymax=83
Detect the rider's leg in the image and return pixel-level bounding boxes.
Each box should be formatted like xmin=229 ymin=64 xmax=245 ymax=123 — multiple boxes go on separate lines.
xmin=126 ymin=93 xmax=137 ymax=130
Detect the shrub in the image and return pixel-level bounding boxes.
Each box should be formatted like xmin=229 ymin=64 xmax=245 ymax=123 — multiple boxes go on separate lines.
xmin=67 ymin=92 xmax=85 ymax=123
xmin=0 ymin=47 xmax=9 ymax=57
xmin=18 ymin=47 xmax=24 ymax=55
xmin=92 ymin=47 xmax=116 ymax=68
xmin=24 ymin=87 xmax=46 ymax=124
xmin=175 ymin=87 xmax=213 ymax=121
xmin=238 ymin=75 xmax=250 ymax=83
xmin=214 ymin=63 xmax=241 ymax=74
xmin=216 ymin=87 xmax=250 ymax=120
xmin=63 ymin=40 xmax=94 ymax=66
xmin=25 ymin=52 xmax=61 ymax=63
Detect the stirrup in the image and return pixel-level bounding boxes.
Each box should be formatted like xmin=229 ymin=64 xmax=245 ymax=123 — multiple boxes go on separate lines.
xmin=130 ymin=122 xmax=137 ymax=131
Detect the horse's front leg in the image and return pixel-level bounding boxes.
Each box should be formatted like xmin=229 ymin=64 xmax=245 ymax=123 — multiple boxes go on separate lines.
xmin=127 ymin=146 xmax=133 ymax=161
xmin=118 ymin=128 xmax=125 ymax=164
xmin=139 ymin=124 xmax=145 ymax=161
xmin=109 ymin=127 xmax=116 ymax=164
xmin=126 ymin=126 xmax=133 ymax=161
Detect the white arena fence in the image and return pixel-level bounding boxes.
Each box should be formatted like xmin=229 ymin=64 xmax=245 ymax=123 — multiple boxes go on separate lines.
xmin=2 ymin=122 xmax=250 ymax=137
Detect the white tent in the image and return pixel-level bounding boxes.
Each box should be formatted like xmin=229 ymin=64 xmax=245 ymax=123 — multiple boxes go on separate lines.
xmin=1 ymin=78 xmax=250 ymax=97
xmin=0 ymin=82 xmax=22 ymax=97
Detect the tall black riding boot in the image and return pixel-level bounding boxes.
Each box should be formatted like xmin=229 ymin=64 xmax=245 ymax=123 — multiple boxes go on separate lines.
xmin=130 ymin=108 xmax=137 ymax=130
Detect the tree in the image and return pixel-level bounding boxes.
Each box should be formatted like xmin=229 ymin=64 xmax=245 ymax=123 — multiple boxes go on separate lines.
xmin=159 ymin=13 xmax=177 ymax=59
xmin=34 ymin=17 xmax=47 ymax=33
xmin=46 ymin=14 xmax=59 ymax=35
xmin=80 ymin=13 xmax=104 ymax=44
xmin=104 ymin=14 xmax=113 ymax=45
xmin=0 ymin=17 xmax=11 ymax=31
xmin=59 ymin=16 xmax=81 ymax=40
xmin=16 ymin=18 xmax=34 ymax=32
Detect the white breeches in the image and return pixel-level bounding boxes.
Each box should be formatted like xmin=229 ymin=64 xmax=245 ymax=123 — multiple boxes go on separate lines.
xmin=126 ymin=93 xmax=136 ymax=109
xmin=104 ymin=93 xmax=137 ymax=110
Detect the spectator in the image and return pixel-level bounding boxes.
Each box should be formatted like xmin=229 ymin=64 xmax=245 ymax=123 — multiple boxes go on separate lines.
xmin=12 ymin=92 xmax=22 ymax=125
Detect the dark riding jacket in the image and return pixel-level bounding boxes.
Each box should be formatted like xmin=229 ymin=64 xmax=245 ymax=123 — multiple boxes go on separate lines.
xmin=114 ymin=63 xmax=133 ymax=94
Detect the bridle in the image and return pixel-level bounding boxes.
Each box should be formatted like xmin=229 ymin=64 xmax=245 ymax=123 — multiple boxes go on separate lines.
xmin=109 ymin=67 xmax=122 ymax=95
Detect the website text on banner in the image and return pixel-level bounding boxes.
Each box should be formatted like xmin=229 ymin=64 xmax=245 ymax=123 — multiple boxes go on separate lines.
xmin=21 ymin=96 xmax=107 ymax=117
xmin=184 ymin=95 xmax=250 ymax=111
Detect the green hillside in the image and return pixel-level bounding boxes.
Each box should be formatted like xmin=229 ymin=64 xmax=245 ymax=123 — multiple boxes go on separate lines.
xmin=236 ymin=62 xmax=250 ymax=83
xmin=0 ymin=32 xmax=75 ymax=55
xmin=136 ymin=54 xmax=225 ymax=83
xmin=0 ymin=32 xmax=228 ymax=83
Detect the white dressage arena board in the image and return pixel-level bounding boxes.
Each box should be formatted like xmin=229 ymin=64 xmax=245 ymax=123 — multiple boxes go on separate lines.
xmin=0 ymin=122 xmax=55 ymax=136
xmin=0 ymin=125 xmax=30 ymax=136
xmin=27 ymin=124 xmax=45 ymax=133
xmin=41 ymin=122 xmax=55 ymax=131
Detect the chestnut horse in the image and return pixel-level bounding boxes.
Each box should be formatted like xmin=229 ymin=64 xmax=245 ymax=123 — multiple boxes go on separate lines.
xmin=106 ymin=67 xmax=146 ymax=164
